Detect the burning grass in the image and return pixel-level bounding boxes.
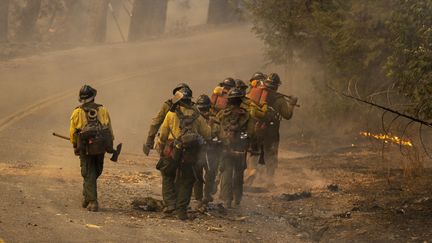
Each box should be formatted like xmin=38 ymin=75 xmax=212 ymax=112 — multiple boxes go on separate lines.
xmin=360 ymin=132 xmax=413 ymax=147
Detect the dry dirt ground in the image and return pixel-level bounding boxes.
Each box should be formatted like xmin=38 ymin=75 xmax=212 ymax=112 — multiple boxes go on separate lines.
xmin=0 ymin=25 xmax=431 ymax=243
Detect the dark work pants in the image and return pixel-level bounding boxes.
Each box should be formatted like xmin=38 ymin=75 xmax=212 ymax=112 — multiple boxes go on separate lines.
xmin=160 ymin=159 xmax=195 ymax=212
xmin=160 ymin=158 xmax=178 ymax=209
xmin=193 ymin=148 xmax=220 ymax=202
xmin=219 ymin=152 xmax=246 ymax=204
xmin=175 ymin=164 xmax=196 ymax=212
xmin=262 ymin=131 xmax=280 ymax=179
xmin=263 ymin=140 xmax=279 ymax=178
xmin=193 ymin=163 xmax=204 ymax=201
xmin=80 ymin=154 xmax=104 ymax=202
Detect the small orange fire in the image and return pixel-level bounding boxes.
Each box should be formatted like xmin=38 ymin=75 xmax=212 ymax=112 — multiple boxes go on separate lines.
xmin=360 ymin=132 xmax=413 ymax=147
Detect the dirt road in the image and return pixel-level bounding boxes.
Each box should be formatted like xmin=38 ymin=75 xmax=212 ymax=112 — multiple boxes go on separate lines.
xmin=1 ymin=25 xmax=431 ymax=243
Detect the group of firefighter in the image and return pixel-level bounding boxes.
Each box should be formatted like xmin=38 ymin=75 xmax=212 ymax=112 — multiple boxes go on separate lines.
xmin=69 ymin=72 xmax=297 ymax=220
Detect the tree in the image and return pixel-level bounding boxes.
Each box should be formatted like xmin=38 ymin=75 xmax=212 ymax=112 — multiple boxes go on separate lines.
xmin=59 ymin=0 xmax=88 ymax=42
xmin=128 ymin=0 xmax=168 ymax=41
xmin=16 ymin=0 xmax=42 ymax=42
xmin=245 ymin=0 xmax=394 ymax=119
xmin=385 ymin=0 xmax=432 ymax=119
xmin=89 ymin=0 xmax=109 ymax=43
xmin=52 ymin=0 xmax=98 ymax=43
xmin=207 ymin=0 xmax=240 ymax=24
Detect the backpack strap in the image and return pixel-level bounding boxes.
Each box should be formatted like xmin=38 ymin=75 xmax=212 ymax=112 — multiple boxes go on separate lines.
xmin=175 ymin=106 xmax=200 ymax=137
xmin=80 ymin=103 xmax=103 ymax=122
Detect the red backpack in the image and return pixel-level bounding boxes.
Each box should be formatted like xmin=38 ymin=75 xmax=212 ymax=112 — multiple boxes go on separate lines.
xmin=247 ymin=86 xmax=269 ymax=106
xmin=210 ymin=87 xmax=229 ymax=111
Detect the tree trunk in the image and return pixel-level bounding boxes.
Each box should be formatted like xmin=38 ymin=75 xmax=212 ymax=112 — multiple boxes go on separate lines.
xmin=89 ymin=0 xmax=109 ymax=43
xmin=56 ymin=0 xmax=90 ymax=43
xmin=109 ymin=0 xmax=123 ymax=16
xmin=16 ymin=0 xmax=42 ymax=42
xmin=0 ymin=0 xmax=9 ymax=42
xmin=207 ymin=0 xmax=240 ymax=24
xmin=128 ymin=0 xmax=168 ymax=41
xmin=61 ymin=0 xmax=84 ymax=42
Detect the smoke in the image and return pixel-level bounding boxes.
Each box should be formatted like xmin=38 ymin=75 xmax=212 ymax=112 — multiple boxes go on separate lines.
xmin=0 ymin=1 xmax=348 ymax=166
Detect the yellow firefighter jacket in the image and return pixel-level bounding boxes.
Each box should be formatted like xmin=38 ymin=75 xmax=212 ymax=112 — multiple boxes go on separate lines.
xmin=157 ymin=105 xmax=211 ymax=151
xmin=69 ymin=103 xmax=113 ymax=145
xmin=147 ymin=99 xmax=172 ymax=142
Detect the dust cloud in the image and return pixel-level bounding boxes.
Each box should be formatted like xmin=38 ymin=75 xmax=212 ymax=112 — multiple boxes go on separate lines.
xmin=0 ymin=0 xmax=338 ymax=204
xmin=0 ymin=0 xmax=326 ymax=170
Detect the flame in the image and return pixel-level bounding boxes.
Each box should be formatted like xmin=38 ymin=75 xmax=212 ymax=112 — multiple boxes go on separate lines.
xmin=360 ymin=132 xmax=413 ymax=147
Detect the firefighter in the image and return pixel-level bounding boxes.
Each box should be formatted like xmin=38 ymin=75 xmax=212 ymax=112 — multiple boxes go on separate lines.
xmin=208 ymin=77 xmax=237 ymax=195
xmin=144 ymin=83 xmax=191 ymax=154
xmin=70 ymin=85 xmax=114 ymax=212
xmin=217 ymin=88 xmax=255 ymax=208
xmin=259 ymin=73 xmax=297 ymax=186
xmin=193 ymin=95 xmax=221 ymax=207
xmin=235 ymin=79 xmax=248 ymax=92
xmin=249 ymin=71 xmax=266 ymax=89
xmin=156 ymin=88 xmax=211 ymax=220
xmin=210 ymin=77 xmax=236 ymax=113
xmin=240 ymin=89 xmax=268 ymax=186
xmin=216 ymin=77 xmax=236 ymax=94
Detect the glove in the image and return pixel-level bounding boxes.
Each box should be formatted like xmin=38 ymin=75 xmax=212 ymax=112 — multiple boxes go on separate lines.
xmin=288 ymin=96 xmax=298 ymax=106
xmin=145 ymin=136 xmax=155 ymax=149
xmin=143 ymin=144 xmax=150 ymax=155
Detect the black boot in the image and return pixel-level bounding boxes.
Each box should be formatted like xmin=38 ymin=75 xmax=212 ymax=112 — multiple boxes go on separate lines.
xmin=82 ymin=198 xmax=89 ymax=208
xmin=88 ymin=201 xmax=99 ymax=212
xmin=176 ymin=210 xmax=188 ymax=220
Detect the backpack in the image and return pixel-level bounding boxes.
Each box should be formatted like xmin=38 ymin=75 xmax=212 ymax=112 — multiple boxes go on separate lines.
xmin=172 ymin=106 xmax=204 ymax=164
xmin=247 ymin=86 xmax=269 ymax=106
xmin=210 ymin=87 xmax=229 ymax=111
xmin=255 ymin=93 xmax=283 ymax=137
xmin=219 ymin=107 xmax=249 ymax=152
xmin=78 ymin=103 xmax=113 ymax=155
